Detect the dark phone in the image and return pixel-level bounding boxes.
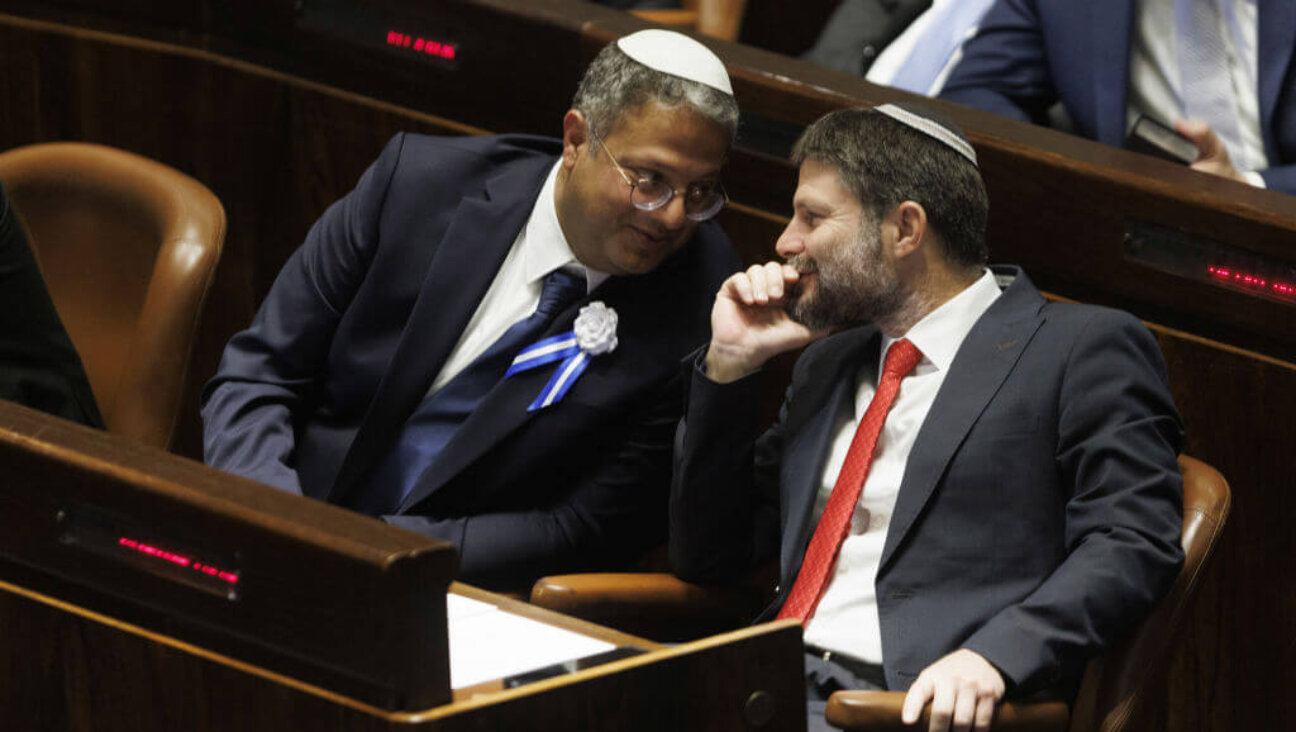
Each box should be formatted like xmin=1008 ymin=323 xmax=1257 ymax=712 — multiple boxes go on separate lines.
xmin=1126 ymin=114 xmax=1199 ymax=165
xmin=503 ymin=645 xmax=648 ymax=688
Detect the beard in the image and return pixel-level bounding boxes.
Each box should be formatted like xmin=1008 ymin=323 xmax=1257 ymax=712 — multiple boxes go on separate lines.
xmin=784 ymin=224 xmax=906 ymax=331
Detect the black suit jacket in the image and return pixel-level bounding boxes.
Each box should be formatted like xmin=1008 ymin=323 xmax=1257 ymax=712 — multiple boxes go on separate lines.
xmin=0 ymin=179 xmax=102 ymax=428
xmin=672 ymin=267 xmax=1184 ymax=694
xmin=803 ymin=0 xmax=933 ymax=75
xmin=202 ymin=133 xmax=740 ymax=589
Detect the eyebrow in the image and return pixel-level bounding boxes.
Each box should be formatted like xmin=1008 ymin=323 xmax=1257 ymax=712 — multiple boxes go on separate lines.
xmin=792 ymin=197 xmax=827 ymax=215
xmin=618 ymin=153 xmax=722 ymax=186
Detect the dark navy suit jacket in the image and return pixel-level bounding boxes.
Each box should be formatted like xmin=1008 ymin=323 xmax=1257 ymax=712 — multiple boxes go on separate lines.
xmin=671 ymin=267 xmax=1184 ymax=695
xmin=202 ymin=133 xmax=740 ymax=589
xmin=940 ymin=0 xmax=1296 ymax=193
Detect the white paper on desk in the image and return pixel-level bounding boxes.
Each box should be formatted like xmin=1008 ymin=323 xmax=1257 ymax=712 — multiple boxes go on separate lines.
xmin=446 ymin=593 xmax=498 ymax=621
xmin=447 ymin=595 xmax=615 ymax=689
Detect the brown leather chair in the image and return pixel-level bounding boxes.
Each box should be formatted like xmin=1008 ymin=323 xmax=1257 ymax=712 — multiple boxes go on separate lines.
xmin=533 ymin=455 xmax=1230 ymax=731
xmin=630 ymin=0 xmax=748 ymax=42
xmin=0 ymin=142 xmax=225 ymax=449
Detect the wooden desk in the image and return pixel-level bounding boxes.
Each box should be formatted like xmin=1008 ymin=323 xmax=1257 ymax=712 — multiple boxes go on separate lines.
xmin=0 ymin=399 xmax=806 ymax=730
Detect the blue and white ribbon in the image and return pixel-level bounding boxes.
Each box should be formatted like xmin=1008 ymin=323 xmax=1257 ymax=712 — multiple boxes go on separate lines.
xmin=504 ymin=332 xmax=592 ymax=411
xmin=506 ymin=301 xmax=618 ymax=411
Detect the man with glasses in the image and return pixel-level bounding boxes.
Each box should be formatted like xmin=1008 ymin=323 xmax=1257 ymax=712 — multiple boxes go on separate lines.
xmin=202 ymin=29 xmax=741 ymax=590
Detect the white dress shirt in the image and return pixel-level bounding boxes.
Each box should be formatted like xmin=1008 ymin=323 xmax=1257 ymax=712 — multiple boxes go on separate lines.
xmin=1127 ymin=0 xmax=1267 ymax=186
xmin=802 ymin=269 xmax=1002 ymax=663
xmin=867 ymin=0 xmax=995 ymax=96
xmin=427 ymin=162 xmax=609 ymax=395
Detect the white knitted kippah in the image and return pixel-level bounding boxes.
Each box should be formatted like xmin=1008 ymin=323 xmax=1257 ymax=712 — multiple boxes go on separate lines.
xmin=874 ymin=103 xmax=978 ymax=166
xmin=616 ymin=29 xmax=733 ymax=96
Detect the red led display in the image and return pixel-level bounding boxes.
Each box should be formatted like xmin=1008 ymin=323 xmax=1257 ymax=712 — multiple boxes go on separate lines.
xmin=118 ymin=536 xmax=239 ymax=585
xmin=1206 ymin=265 xmax=1296 ymax=301
xmin=386 ymin=29 xmax=457 ymax=60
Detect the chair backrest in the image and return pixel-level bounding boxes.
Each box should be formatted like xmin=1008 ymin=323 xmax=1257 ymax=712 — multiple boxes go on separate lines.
xmin=1066 ymin=455 xmax=1231 ymax=732
xmin=0 ymin=142 xmax=225 ymax=449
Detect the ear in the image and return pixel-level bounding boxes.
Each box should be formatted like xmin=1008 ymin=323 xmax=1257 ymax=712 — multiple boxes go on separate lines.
xmin=562 ymin=110 xmax=589 ymax=170
xmin=890 ymin=201 xmax=928 ymax=260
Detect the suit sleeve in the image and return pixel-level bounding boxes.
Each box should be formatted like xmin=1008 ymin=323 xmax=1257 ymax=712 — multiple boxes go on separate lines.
xmin=961 ymin=310 xmax=1185 ymax=693
xmin=200 ymin=134 xmax=407 ymax=494
xmin=385 ymin=374 xmax=687 ymax=589
xmin=1259 ymin=165 xmax=1296 ymax=195
xmin=669 ymin=350 xmax=791 ymax=584
xmin=939 ymin=0 xmax=1058 ymax=126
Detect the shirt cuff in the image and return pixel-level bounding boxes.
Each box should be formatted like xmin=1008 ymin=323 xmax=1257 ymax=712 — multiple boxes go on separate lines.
xmin=1242 ymin=170 xmax=1267 ymax=188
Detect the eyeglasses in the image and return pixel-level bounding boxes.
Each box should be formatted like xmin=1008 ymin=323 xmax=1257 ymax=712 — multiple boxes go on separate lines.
xmin=589 ymin=127 xmax=727 ymax=222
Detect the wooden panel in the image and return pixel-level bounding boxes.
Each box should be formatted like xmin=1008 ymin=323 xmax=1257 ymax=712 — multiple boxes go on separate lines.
xmin=0 ymin=399 xmax=456 ymax=710
xmin=0 ymin=572 xmax=805 ymax=731
xmin=1148 ymin=333 xmax=1296 ymax=732
xmin=0 ymin=583 xmax=389 ymax=732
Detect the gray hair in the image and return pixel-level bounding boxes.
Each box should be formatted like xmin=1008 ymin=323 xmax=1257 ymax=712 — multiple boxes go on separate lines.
xmin=792 ymin=106 xmax=989 ymax=270
xmin=572 ymin=41 xmax=739 ymax=143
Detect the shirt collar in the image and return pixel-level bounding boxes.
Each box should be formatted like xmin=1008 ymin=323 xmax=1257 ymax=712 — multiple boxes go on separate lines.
xmin=523 ymin=162 xmax=610 ymax=294
xmin=881 ymin=268 xmax=1002 ymax=373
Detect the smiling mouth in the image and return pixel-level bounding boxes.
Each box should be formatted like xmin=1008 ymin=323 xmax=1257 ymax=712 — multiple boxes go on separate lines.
xmin=791 ymin=257 xmax=818 ymax=277
xmin=632 ymin=227 xmax=673 ymax=248
xmin=785 ymin=269 xmax=816 ymax=307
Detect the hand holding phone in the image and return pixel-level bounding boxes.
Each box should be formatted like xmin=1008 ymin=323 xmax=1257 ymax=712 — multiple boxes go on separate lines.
xmin=1126 ymin=114 xmax=1200 ymax=164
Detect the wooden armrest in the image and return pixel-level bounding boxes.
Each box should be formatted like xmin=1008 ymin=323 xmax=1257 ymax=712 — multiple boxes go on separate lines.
xmin=826 ymin=691 xmax=1069 ymax=732
xmin=630 ymin=9 xmax=699 ymax=28
xmin=530 ymin=572 xmax=764 ymax=642
xmin=631 ymin=2 xmax=747 ymax=41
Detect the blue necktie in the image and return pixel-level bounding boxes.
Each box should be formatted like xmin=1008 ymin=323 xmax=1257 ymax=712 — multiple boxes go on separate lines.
xmin=1177 ymin=0 xmax=1243 ymax=162
xmin=351 ymin=268 xmax=586 ymax=516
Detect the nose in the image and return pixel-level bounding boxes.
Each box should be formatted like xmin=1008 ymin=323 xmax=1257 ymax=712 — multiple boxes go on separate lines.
xmin=775 ymin=222 xmax=803 ymax=259
xmin=649 ymin=191 xmax=690 ymax=230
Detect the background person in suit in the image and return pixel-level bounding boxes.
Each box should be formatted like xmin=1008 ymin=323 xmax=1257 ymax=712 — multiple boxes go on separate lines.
xmin=201 ymin=30 xmax=741 ymax=590
xmin=0 ymin=179 xmax=102 ymax=428
xmin=803 ymin=0 xmax=996 ymax=98
xmin=670 ymin=104 xmax=1184 ymax=732
xmin=940 ymin=0 xmax=1296 ymax=194
xmin=803 ymin=0 xmax=932 ymax=76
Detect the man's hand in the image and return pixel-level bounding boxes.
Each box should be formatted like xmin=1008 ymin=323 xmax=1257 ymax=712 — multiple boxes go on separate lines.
xmin=705 ymin=262 xmax=820 ymax=383
xmin=1174 ymin=119 xmax=1248 ymax=183
xmin=901 ymin=649 xmax=1005 ymax=732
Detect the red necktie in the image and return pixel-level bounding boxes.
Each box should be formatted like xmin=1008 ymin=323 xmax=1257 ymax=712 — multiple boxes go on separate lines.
xmin=777 ymin=338 xmax=924 ymax=623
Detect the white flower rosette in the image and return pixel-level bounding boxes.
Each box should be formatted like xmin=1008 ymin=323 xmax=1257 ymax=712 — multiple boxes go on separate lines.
xmin=573 ymin=301 xmax=618 ymax=356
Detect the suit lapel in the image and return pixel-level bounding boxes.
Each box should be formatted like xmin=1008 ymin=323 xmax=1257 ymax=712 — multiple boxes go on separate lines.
xmin=779 ymin=329 xmax=881 ymax=579
xmin=878 ymin=271 xmax=1045 ymax=573
xmin=328 ymin=158 xmax=552 ymax=503
xmin=1092 ymin=0 xmax=1134 ymax=146
xmin=1258 ymin=0 xmax=1296 ymax=155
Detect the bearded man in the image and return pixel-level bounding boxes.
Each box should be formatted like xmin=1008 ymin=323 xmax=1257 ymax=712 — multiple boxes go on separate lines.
xmin=670 ymin=104 xmax=1184 ymax=732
